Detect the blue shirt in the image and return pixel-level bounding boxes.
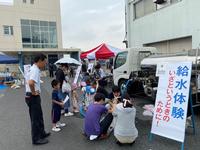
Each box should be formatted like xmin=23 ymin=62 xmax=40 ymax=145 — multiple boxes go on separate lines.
xmin=52 ymin=90 xmax=62 ymax=110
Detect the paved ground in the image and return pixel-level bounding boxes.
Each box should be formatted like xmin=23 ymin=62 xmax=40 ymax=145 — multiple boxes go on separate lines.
xmin=0 ymin=77 xmax=199 ymax=150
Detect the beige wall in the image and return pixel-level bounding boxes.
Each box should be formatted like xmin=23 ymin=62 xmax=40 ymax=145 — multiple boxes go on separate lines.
xmin=0 ymin=0 xmax=62 ymax=52
xmin=145 ymin=37 xmax=192 ymax=54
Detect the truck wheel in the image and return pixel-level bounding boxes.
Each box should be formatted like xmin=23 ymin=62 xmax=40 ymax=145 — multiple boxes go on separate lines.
xmin=118 ymin=79 xmax=127 ymax=94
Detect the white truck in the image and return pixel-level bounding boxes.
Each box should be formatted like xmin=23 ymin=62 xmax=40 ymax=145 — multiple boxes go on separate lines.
xmin=113 ymin=48 xmax=200 ymax=98
xmin=113 ymin=47 xmax=157 ymax=87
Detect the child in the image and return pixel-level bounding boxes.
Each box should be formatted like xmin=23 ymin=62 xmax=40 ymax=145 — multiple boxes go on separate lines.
xmin=84 ymin=93 xmax=113 ymax=140
xmin=108 ymin=85 xmax=121 ymax=103
xmin=71 ymin=83 xmax=79 ymax=113
xmin=62 ymin=76 xmax=74 ymax=117
xmin=51 ymin=79 xmax=66 ymax=132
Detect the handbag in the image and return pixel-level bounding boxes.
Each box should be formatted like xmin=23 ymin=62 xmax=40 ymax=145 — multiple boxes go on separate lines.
xmin=62 ymin=80 xmax=71 ymax=93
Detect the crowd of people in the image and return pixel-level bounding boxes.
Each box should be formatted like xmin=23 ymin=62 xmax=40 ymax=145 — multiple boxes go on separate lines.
xmin=25 ymin=53 xmax=138 ymax=146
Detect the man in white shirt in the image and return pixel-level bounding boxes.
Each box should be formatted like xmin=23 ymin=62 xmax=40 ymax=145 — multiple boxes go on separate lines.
xmin=25 ymin=53 xmax=50 ymax=145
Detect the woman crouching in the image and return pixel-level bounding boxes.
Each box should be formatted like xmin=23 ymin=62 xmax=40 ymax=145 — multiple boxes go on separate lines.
xmin=113 ymin=95 xmax=138 ymax=145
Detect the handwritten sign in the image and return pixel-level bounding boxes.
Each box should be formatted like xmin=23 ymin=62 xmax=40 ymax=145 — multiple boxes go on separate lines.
xmin=151 ymin=62 xmax=192 ymax=142
xmin=73 ymin=65 xmax=82 ymax=84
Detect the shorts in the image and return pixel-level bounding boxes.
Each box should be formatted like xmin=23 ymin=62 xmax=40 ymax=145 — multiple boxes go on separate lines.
xmin=52 ymin=108 xmax=61 ymax=124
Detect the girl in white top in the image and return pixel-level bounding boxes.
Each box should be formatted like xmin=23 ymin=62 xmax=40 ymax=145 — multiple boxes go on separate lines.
xmin=112 ymin=96 xmax=138 ymax=145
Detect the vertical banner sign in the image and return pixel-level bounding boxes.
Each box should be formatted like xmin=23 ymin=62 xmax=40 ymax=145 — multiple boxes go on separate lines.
xmin=73 ymin=65 xmax=82 ymax=84
xmin=151 ymin=62 xmax=192 ymax=142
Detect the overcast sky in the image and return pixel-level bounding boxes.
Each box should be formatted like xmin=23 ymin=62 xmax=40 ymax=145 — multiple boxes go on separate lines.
xmin=0 ymin=0 xmax=125 ymax=51
xmin=60 ymin=0 xmax=125 ymax=51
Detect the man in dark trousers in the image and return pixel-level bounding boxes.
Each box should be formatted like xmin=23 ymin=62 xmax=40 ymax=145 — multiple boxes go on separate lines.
xmin=49 ymin=63 xmax=54 ymax=78
xmin=25 ymin=53 xmax=50 ymax=145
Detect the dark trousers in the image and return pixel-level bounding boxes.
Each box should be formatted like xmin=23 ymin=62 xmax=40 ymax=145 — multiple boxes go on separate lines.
xmin=100 ymin=113 xmax=113 ymax=135
xmin=49 ymin=70 xmax=54 ymax=78
xmin=25 ymin=94 xmax=46 ymax=143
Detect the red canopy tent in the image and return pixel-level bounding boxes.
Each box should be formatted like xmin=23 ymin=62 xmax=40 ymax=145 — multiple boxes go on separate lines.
xmin=80 ymin=43 xmax=121 ymax=59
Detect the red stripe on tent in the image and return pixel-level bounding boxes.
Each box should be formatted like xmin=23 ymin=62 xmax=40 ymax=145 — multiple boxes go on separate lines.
xmin=95 ymin=44 xmax=115 ymax=59
xmin=80 ymin=44 xmax=102 ymax=59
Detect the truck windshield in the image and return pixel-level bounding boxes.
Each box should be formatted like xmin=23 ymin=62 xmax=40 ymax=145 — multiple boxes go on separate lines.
xmin=114 ymin=51 xmax=128 ymax=69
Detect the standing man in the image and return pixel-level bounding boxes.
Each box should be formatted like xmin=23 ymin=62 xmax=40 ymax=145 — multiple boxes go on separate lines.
xmin=25 ymin=53 xmax=50 ymax=145
xmin=49 ymin=63 xmax=54 ymax=78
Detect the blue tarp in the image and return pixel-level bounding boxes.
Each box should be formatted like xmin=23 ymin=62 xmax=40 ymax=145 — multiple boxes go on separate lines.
xmin=0 ymin=54 xmax=18 ymax=64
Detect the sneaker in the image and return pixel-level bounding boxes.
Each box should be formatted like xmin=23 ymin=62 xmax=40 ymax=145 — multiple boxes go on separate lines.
xmin=52 ymin=127 xmax=61 ymax=132
xmin=74 ymin=110 xmax=79 ymax=113
xmin=56 ymin=122 xmax=66 ymax=128
xmin=64 ymin=112 xmax=74 ymax=117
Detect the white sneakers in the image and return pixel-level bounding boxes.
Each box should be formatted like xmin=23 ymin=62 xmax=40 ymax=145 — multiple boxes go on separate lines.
xmin=52 ymin=122 xmax=66 ymax=132
xmin=64 ymin=112 xmax=74 ymax=117
xmin=52 ymin=127 xmax=61 ymax=132
xmin=56 ymin=122 xmax=66 ymax=128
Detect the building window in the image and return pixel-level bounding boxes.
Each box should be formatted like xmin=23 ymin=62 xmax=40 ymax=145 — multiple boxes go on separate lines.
xmin=21 ymin=19 xmax=58 ymax=48
xmin=23 ymin=0 xmax=26 ymax=3
xmin=133 ymin=0 xmax=156 ymax=19
xmin=3 ymin=25 xmax=13 ymax=35
xmin=30 ymin=0 xmax=34 ymax=4
xmin=133 ymin=0 xmax=182 ymax=19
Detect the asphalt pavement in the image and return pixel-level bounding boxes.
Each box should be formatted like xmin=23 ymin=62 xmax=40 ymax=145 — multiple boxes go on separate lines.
xmin=0 ymin=77 xmax=199 ymax=150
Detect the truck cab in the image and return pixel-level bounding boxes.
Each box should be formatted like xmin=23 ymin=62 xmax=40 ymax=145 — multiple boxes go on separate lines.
xmin=113 ymin=47 xmax=157 ymax=87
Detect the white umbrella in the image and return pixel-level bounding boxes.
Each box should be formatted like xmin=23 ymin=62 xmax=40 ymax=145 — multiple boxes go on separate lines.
xmin=54 ymin=57 xmax=81 ymax=65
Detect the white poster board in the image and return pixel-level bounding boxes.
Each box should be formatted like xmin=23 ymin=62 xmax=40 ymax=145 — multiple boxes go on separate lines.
xmin=87 ymin=63 xmax=94 ymax=72
xmin=73 ymin=65 xmax=82 ymax=84
xmin=24 ymin=64 xmax=31 ymax=90
xmin=24 ymin=64 xmax=31 ymax=80
xmin=151 ymin=62 xmax=192 ymax=142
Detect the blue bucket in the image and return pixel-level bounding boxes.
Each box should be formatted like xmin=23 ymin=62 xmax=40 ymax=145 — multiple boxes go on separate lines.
xmin=0 ymin=84 xmax=7 ymax=90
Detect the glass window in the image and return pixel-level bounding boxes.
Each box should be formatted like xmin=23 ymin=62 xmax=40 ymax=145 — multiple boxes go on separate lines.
xmin=40 ymin=21 xmax=48 ymax=26
xmin=21 ymin=25 xmax=31 ymax=43
xmin=41 ymin=32 xmax=49 ymax=43
xmin=50 ymin=44 xmax=58 ymax=48
xmin=40 ymin=26 xmax=48 ymax=32
xmin=23 ymin=44 xmax=32 ymax=48
xmin=134 ymin=1 xmax=144 ymax=19
xmin=31 ymin=20 xmax=39 ymax=26
xmin=21 ymin=19 xmax=58 ymax=48
xmin=31 ymin=26 xmax=40 ymax=43
xmin=21 ymin=20 xmax=30 ymax=25
xmin=3 ymin=26 xmax=13 ymax=35
xmin=49 ymin=22 xmax=56 ymax=27
xmin=114 ymin=52 xmax=128 ymax=69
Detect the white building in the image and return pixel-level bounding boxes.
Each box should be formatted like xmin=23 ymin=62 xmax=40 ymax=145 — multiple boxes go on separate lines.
xmin=124 ymin=0 xmax=200 ymax=53
xmin=0 ymin=0 xmax=80 ymax=67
